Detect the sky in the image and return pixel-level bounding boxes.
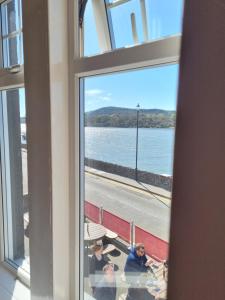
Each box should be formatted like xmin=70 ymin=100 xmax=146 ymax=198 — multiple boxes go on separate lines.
xmin=84 ymin=0 xmax=183 ymax=112
xmin=85 ymin=65 xmax=179 ymax=112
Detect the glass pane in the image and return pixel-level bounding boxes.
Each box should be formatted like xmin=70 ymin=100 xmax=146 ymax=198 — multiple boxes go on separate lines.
xmin=1 ymin=0 xmax=23 ymax=67
xmin=82 ymin=0 xmax=183 ymax=57
xmin=1 ymin=0 xmax=21 ymax=36
xmin=81 ymin=65 xmax=179 ymax=299
xmin=110 ymin=0 xmax=183 ymax=48
xmin=0 ymin=88 xmax=29 ymax=273
xmin=3 ymin=34 xmax=23 ymax=67
xmin=83 ymin=0 xmax=100 ymax=57
xmin=146 ymin=0 xmax=184 ymax=40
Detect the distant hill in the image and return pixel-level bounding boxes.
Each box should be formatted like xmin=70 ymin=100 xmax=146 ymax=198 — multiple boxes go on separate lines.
xmin=85 ymin=107 xmax=176 ymax=128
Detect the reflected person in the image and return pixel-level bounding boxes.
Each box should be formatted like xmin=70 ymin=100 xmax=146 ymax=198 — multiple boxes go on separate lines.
xmin=94 ymin=263 xmax=117 ymax=300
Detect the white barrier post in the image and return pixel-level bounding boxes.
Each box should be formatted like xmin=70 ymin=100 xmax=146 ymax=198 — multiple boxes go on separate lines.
xmin=130 ymin=221 xmax=135 ymax=247
xmin=99 ymin=206 xmax=103 ymax=224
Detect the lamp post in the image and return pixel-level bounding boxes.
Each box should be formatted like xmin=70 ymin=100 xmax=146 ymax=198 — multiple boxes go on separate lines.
xmin=135 ymin=103 xmax=140 ymax=181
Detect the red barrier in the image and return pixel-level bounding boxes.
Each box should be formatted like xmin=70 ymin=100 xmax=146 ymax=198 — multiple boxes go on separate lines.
xmin=103 ymin=210 xmax=130 ymax=243
xmin=135 ymin=226 xmax=168 ymax=261
xmin=84 ymin=201 xmax=168 ymax=261
xmin=84 ymin=201 xmax=99 ymax=223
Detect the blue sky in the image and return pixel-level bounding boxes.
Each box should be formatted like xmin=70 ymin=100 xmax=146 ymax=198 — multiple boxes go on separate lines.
xmin=84 ymin=0 xmax=183 ymax=112
xmin=85 ymin=64 xmax=179 ymax=112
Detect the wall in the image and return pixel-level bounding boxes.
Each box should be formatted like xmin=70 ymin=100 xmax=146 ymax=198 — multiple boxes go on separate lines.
xmin=168 ymin=1 xmax=225 ymax=299
xmin=85 ymin=157 xmax=172 ymax=191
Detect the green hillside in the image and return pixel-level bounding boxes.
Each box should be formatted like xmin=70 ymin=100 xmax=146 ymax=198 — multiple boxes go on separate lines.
xmin=85 ymin=107 xmax=176 ymax=128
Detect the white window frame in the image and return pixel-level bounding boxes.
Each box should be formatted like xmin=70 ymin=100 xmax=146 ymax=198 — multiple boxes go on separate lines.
xmin=0 ymin=0 xmax=29 ymax=287
xmin=22 ymin=0 xmax=71 ymax=298
xmin=71 ymin=1 xmax=181 ymax=299
xmin=0 ymin=0 xmax=23 ymax=67
xmin=1 ymin=1 xmax=222 ymax=300
xmin=0 ymin=0 xmax=181 ymax=298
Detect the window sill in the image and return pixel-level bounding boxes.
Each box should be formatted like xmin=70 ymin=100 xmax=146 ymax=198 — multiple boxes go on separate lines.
xmin=0 ymin=263 xmax=30 ymax=300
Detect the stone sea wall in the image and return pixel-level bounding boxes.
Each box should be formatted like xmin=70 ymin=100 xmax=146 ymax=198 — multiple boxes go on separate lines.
xmin=85 ymin=158 xmax=172 ymax=192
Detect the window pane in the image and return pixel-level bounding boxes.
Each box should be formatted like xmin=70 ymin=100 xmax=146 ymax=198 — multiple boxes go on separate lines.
xmin=82 ymin=0 xmax=183 ymax=57
xmin=83 ymin=0 xmax=100 ymax=57
xmin=110 ymin=0 xmax=183 ymax=47
xmin=81 ymin=65 xmax=178 ymax=299
xmin=1 ymin=0 xmax=21 ymax=36
xmin=1 ymin=0 xmax=23 ymax=67
xmin=0 ymin=88 xmax=29 ymax=273
xmin=3 ymin=34 xmax=22 ymax=67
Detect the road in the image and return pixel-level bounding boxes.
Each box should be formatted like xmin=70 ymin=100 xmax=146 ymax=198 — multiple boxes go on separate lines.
xmin=22 ymin=148 xmax=170 ymax=241
xmin=85 ymin=172 xmax=171 ymax=241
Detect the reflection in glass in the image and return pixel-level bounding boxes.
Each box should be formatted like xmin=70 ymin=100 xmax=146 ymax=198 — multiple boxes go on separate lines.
xmin=82 ymin=0 xmax=183 ymax=57
xmin=3 ymin=35 xmax=23 ymax=66
xmin=1 ymin=0 xmax=20 ymax=35
xmin=82 ymin=65 xmax=178 ymax=299
xmin=1 ymin=0 xmax=23 ymax=67
xmin=0 ymin=88 xmax=29 ymax=273
xmin=83 ymin=0 xmax=100 ymax=57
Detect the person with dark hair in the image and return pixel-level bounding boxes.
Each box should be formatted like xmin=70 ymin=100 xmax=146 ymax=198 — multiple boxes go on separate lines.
xmin=94 ymin=263 xmax=117 ymax=300
xmin=124 ymin=243 xmax=154 ymax=300
xmin=89 ymin=241 xmax=108 ymax=294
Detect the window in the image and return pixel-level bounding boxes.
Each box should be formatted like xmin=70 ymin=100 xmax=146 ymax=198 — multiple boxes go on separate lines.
xmin=0 ymin=88 xmax=29 ymax=273
xmin=0 ymin=0 xmax=28 ymax=283
xmin=0 ymin=1 xmax=220 ymax=300
xmin=82 ymin=65 xmax=178 ymax=299
xmin=1 ymin=1 xmax=221 ymax=300
xmin=1 ymin=0 xmax=23 ymax=67
xmin=82 ymin=0 xmax=183 ymax=57
xmin=76 ymin=1 xmax=183 ymax=299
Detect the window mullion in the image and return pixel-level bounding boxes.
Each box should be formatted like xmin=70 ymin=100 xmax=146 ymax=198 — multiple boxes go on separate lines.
xmin=74 ymin=35 xmax=181 ymax=77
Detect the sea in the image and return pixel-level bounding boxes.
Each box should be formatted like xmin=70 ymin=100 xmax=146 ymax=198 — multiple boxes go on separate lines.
xmin=85 ymin=127 xmax=175 ymax=176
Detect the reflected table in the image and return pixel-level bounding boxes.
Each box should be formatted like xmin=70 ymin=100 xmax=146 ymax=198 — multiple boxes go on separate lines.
xmin=84 ymin=222 xmax=106 ymax=241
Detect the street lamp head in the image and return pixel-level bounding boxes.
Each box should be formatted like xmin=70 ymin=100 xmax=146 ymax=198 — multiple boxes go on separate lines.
xmin=136 ymin=103 xmax=140 ymax=110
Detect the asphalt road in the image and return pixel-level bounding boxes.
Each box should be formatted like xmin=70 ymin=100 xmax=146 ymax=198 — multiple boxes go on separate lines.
xmin=22 ymin=149 xmax=170 ymax=241
xmin=85 ymin=173 xmax=170 ymax=241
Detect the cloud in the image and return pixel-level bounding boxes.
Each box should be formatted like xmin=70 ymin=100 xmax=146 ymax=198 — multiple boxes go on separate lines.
xmin=85 ymin=89 xmax=112 ymax=102
xmin=100 ymin=96 xmax=111 ymax=101
xmin=85 ymin=89 xmax=104 ymax=96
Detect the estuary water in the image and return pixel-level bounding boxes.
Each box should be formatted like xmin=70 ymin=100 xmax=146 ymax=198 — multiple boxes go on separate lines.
xmin=85 ymin=127 xmax=175 ymax=175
